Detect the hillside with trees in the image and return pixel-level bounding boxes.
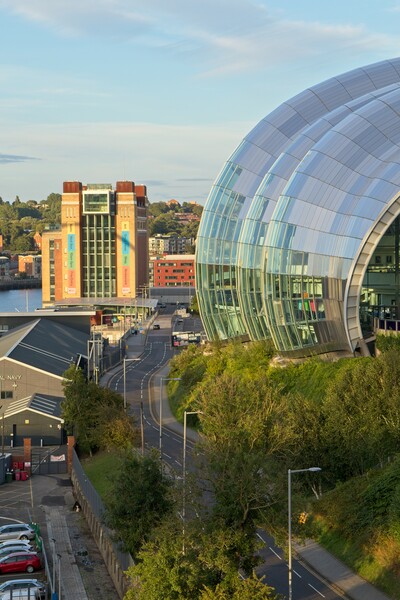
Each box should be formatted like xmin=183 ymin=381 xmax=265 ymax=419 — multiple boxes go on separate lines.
xmin=0 ymin=193 xmax=61 ymax=252
xmin=161 ymin=339 xmax=400 ymax=599
xmin=148 ymin=199 xmax=202 ymax=240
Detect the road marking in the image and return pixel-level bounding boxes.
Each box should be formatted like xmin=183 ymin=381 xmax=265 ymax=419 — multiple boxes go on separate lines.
xmin=164 ymin=453 xmax=172 ymax=459
xmin=256 ymin=533 xmax=266 ymax=544
xmin=293 ymin=569 xmax=302 ymax=578
xmin=269 ymin=547 xmax=282 ymax=560
xmin=308 ymin=583 xmax=325 ymax=597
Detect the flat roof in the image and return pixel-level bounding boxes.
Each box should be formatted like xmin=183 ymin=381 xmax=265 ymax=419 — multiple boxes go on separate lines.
xmin=54 ymin=297 xmax=157 ymax=309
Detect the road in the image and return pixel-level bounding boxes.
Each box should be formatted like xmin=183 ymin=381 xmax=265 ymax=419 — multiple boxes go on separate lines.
xmin=107 ymin=310 xmax=347 ymax=600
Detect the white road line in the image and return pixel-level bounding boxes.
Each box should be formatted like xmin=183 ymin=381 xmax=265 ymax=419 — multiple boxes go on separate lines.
xmin=308 ymin=583 xmax=325 ymax=597
xmin=269 ymin=547 xmax=282 ymax=560
xmin=293 ymin=569 xmax=302 ymax=578
xmin=256 ymin=533 xmax=266 ymax=543
xmin=164 ymin=453 xmax=172 ymax=459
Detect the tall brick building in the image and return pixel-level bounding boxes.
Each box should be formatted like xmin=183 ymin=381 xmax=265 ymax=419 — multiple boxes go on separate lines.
xmin=42 ymin=181 xmax=149 ymax=304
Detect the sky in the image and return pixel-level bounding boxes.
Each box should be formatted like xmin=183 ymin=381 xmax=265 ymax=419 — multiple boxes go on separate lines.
xmin=1 ymin=1 xmax=400 ymax=205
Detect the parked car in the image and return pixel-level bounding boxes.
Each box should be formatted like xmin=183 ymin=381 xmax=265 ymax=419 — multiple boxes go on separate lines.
xmin=153 ymin=323 xmax=160 ymax=330
xmin=0 ymin=547 xmax=36 ymax=559
xmin=0 ymin=525 xmax=35 ymax=541
xmin=0 ymin=552 xmax=41 ymax=574
xmin=0 ymin=541 xmax=33 ymax=552
xmin=0 ymin=577 xmax=46 ymax=599
xmin=0 ymin=590 xmax=41 ymax=600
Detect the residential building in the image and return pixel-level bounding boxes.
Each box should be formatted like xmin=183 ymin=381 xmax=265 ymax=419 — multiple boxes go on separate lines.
xmin=18 ymin=255 xmax=42 ymax=278
xmin=196 ymin=57 xmax=400 ymax=358
xmin=150 ymin=254 xmax=195 ymax=287
xmin=42 ymin=180 xmax=149 ymax=304
xmin=0 ymin=257 xmax=10 ymax=278
xmin=33 ymin=232 xmax=42 ymax=251
xmin=149 ymin=234 xmax=189 ymax=256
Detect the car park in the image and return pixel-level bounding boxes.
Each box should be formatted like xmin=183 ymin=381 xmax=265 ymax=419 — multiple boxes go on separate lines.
xmin=0 ymin=525 xmax=35 ymax=541
xmin=0 ymin=552 xmax=41 ymax=574
xmin=0 ymin=578 xmax=46 ymax=599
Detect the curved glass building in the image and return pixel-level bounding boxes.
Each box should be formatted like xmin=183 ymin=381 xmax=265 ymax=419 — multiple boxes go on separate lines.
xmin=196 ymin=58 xmax=400 ymax=357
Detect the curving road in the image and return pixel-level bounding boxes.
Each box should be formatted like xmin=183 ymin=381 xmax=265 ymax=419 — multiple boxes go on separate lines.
xmin=106 ymin=312 xmax=348 ymax=600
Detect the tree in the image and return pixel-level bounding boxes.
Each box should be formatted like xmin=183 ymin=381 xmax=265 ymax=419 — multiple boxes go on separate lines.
xmin=201 ymin=574 xmax=278 ymax=599
xmin=104 ymin=451 xmax=173 ymax=557
xmin=13 ymin=234 xmax=34 ymax=252
xmin=62 ymin=365 xmax=99 ymax=454
xmin=61 ymin=365 xmax=137 ymax=455
xmin=124 ymin=517 xmax=279 ymax=599
xmin=148 ymin=201 xmax=169 ymax=217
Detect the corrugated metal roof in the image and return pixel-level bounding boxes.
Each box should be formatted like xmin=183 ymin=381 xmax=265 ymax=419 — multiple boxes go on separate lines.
xmin=2 ymin=318 xmax=88 ymax=377
xmin=0 ymin=393 xmax=63 ymax=420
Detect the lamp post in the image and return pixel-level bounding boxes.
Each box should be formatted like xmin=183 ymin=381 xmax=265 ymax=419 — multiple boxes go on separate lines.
xmin=182 ymin=410 xmax=202 ymax=554
xmin=159 ymin=377 xmax=181 ymax=461
xmin=288 ymin=467 xmax=321 ymax=600
xmin=123 ymin=358 xmax=140 ymax=411
xmin=51 ymin=538 xmax=57 ymax=594
xmin=57 ymin=553 xmax=62 ymax=600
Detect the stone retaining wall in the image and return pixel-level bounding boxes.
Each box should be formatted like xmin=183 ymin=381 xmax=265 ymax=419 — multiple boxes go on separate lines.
xmin=71 ymin=468 xmax=133 ymax=599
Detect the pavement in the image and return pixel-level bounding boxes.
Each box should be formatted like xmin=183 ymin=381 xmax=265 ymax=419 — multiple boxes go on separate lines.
xmin=293 ymin=539 xmax=392 ymax=600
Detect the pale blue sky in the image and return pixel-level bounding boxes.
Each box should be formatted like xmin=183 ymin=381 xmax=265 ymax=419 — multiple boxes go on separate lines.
xmin=1 ymin=0 xmax=400 ymax=204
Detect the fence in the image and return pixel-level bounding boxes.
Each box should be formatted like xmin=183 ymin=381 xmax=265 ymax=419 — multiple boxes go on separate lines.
xmin=71 ymin=449 xmax=133 ymax=599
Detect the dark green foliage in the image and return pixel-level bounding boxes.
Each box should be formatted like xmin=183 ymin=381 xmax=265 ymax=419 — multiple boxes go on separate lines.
xmin=124 ymin=517 xmax=278 ymax=600
xmin=104 ymin=451 xmax=173 ymax=557
xmin=0 ymin=192 xmax=61 ymax=250
xmin=61 ymin=365 xmax=138 ymax=455
xmin=147 ymin=199 xmax=202 ymax=239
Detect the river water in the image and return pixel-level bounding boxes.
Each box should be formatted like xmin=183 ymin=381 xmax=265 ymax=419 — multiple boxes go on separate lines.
xmin=0 ymin=288 xmax=43 ymax=313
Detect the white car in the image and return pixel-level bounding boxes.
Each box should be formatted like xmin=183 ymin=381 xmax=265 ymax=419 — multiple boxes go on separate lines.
xmin=0 ymin=541 xmax=33 ymax=552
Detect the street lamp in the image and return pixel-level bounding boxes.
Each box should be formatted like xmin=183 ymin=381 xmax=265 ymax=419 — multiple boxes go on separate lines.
xmin=123 ymin=358 xmax=140 ymax=411
xmin=159 ymin=377 xmax=181 ymax=461
xmin=288 ymin=467 xmax=321 ymax=600
xmin=182 ymin=410 xmax=202 ymax=554
xmin=57 ymin=553 xmax=62 ymax=600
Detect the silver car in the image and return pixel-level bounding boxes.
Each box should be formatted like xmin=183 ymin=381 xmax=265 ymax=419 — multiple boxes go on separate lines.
xmin=0 ymin=525 xmax=35 ymax=541
xmin=0 ymin=579 xmax=45 ymax=599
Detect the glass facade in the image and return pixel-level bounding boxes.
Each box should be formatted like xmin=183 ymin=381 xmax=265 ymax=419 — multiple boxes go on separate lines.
xmin=196 ymin=58 xmax=400 ymax=356
xmin=82 ymin=214 xmax=116 ymax=298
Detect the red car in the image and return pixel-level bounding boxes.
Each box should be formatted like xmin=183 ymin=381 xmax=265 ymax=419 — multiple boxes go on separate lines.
xmin=0 ymin=552 xmax=41 ymax=574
